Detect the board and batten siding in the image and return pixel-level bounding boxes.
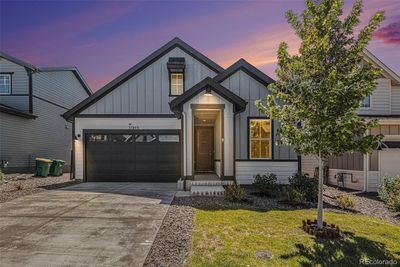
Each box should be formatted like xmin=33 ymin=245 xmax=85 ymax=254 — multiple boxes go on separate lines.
xmin=81 ymin=47 xmax=217 ymax=115
xmin=236 ymin=161 xmax=298 ymax=184
xmin=357 ymin=78 xmax=391 ymax=116
xmin=220 ymin=70 xmax=297 ymax=160
xmin=33 ymin=71 xmax=89 ymax=110
xmin=74 ymin=117 xmax=181 ymax=180
xmin=0 ymin=97 xmax=72 ymax=172
xmin=0 ymin=57 xmax=30 ymax=112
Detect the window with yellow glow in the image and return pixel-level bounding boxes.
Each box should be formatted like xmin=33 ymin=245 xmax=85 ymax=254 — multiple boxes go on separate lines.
xmin=249 ymin=119 xmax=271 ymax=159
xmin=170 ymin=73 xmax=184 ymax=95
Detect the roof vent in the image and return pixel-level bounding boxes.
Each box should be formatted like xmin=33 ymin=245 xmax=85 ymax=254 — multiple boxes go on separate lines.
xmin=167 ymin=57 xmax=185 ymax=73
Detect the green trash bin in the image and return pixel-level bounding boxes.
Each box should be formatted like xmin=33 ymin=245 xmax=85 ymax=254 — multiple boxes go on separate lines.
xmin=35 ymin=158 xmax=53 ymax=177
xmin=50 ymin=159 xmax=65 ymax=176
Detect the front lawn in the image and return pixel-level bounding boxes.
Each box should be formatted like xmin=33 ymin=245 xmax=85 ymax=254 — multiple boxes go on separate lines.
xmin=188 ymin=209 xmax=400 ymax=267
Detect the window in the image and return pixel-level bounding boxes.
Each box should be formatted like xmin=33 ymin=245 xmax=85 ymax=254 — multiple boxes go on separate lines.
xmin=170 ymin=73 xmax=184 ymax=95
xmin=0 ymin=74 xmax=11 ymax=94
xmin=249 ymin=119 xmax=271 ymax=159
xmin=361 ymin=95 xmax=371 ymax=108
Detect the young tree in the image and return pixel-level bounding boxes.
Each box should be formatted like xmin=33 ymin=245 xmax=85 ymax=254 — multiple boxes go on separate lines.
xmin=257 ymin=0 xmax=384 ymax=229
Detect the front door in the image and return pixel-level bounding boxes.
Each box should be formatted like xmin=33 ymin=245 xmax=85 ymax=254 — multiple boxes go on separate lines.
xmin=195 ymin=127 xmax=214 ymax=172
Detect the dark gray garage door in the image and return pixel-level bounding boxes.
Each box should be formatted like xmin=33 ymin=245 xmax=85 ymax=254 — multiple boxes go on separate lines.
xmin=85 ymin=132 xmax=181 ymax=182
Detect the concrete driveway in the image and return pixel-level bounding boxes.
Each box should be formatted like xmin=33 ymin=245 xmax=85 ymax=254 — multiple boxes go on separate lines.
xmin=0 ymin=183 xmax=176 ymax=267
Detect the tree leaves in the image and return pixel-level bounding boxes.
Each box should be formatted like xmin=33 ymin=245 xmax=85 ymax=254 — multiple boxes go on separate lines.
xmin=257 ymin=0 xmax=385 ymax=160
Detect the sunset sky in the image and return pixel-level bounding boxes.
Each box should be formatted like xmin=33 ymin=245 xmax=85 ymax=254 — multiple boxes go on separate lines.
xmin=1 ymin=0 xmax=399 ymax=91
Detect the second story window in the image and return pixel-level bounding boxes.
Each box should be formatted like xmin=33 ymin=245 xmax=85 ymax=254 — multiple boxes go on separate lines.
xmin=361 ymin=95 xmax=371 ymax=108
xmin=167 ymin=57 xmax=185 ymax=96
xmin=170 ymin=73 xmax=183 ymax=95
xmin=0 ymin=73 xmax=11 ymax=95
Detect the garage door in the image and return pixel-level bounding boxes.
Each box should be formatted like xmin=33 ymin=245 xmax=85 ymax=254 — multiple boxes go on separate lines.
xmin=85 ymin=132 xmax=181 ymax=182
xmin=380 ymin=148 xmax=400 ymax=179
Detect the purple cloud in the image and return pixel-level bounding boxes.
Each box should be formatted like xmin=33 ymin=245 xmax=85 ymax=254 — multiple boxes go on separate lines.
xmin=373 ymin=20 xmax=400 ymax=45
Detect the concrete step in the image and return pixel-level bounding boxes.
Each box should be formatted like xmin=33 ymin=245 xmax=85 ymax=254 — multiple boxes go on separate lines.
xmin=190 ymin=185 xmax=225 ymax=196
xmin=188 ymin=180 xmax=234 ymax=187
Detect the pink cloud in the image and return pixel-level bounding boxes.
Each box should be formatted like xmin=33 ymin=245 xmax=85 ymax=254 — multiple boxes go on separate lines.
xmin=373 ymin=20 xmax=400 ymax=45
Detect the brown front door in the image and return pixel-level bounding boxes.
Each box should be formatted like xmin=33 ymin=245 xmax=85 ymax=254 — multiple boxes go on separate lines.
xmin=195 ymin=127 xmax=214 ymax=172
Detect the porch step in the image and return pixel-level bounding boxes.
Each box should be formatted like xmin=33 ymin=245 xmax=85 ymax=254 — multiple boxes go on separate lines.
xmin=190 ymin=180 xmax=234 ymax=186
xmin=190 ymin=185 xmax=225 ymax=196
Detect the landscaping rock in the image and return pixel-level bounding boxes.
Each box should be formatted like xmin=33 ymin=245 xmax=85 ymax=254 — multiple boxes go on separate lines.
xmin=255 ymin=250 xmax=273 ymax=260
xmin=0 ymin=173 xmax=79 ymax=203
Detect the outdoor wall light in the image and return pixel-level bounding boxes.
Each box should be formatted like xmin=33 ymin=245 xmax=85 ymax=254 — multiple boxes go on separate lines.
xmin=74 ymin=134 xmax=81 ymax=140
xmin=204 ymin=87 xmax=212 ymax=96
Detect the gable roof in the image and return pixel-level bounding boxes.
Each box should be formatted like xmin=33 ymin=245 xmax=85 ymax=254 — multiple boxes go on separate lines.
xmin=0 ymin=104 xmax=37 ymax=119
xmin=63 ymin=37 xmax=224 ymax=120
xmin=0 ymin=51 xmax=92 ymax=95
xmin=214 ymin=58 xmax=275 ymax=85
xmin=0 ymin=51 xmax=37 ymax=71
xmin=39 ymin=67 xmax=92 ymax=95
xmin=362 ymin=49 xmax=400 ymax=85
xmin=170 ymin=77 xmax=247 ymax=116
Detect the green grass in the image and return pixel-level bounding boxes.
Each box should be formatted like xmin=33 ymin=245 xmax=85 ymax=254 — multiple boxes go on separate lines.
xmin=188 ymin=209 xmax=400 ymax=267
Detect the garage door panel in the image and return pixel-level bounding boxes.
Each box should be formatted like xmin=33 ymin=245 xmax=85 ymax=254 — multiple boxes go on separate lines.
xmin=85 ymin=132 xmax=180 ymax=182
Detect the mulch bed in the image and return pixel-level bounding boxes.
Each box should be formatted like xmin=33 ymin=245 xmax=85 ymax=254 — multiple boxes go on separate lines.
xmin=0 ymin=173 xmax=80 ymax=203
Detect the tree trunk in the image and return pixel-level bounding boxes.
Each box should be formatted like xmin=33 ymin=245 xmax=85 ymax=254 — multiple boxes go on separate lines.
xmin=317 ymin=155 xmax=324 ymax=229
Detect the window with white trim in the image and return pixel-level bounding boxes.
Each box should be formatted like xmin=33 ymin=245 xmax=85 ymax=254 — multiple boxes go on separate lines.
xmin=0 ymin=74 xmax=11 ymax=95
xmin=249 ymin=119 xmax=272 ymax=159
xmin=170 ymin=73 xmax=184 ymax=95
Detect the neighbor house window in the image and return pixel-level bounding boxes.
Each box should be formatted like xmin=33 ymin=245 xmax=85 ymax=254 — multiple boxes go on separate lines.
xmin=361 ymin=95 xmax=371 ymax=108
xmin=170 ymin=73 xmax=184 ymax=95
xmin=249 ymin=119 xmax=272 ymax=159
xmin=167 ymin=57 xmax=185 ymax=96
xmin=0 ymin=74 xmax=11 ymax=95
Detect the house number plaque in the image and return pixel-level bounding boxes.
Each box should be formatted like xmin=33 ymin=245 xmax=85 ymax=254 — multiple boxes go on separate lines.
xmin=128 ymin=123 xmax=139 ymax=129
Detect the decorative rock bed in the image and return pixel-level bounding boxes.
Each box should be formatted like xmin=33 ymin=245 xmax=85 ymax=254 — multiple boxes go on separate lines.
xmin=302 ymin=219 xmax=342 ymax=238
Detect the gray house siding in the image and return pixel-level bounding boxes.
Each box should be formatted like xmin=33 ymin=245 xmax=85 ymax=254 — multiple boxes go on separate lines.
xmin=357 ymin=78 xmax=391 ymax=115
xmin=33 ymin=71 xmax=89 ymax=110
xmin=392 ymin=85 xmax=400 ymax=115
xmin=0 ymin=97 xmax=72 ymax=172
xmin=221 ymin=70 xmax=297 ymax=160
xmin=81 ymin=47 xmax=217 ymax=115
xmin=0 ymin=58 xmax=30 ymax=112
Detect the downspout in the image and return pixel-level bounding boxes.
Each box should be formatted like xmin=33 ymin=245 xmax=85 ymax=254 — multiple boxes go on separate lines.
xmin=182 ymin=111 xmax=187 ymax=190
xmin=363 ymin=129 xmax=370 ymax=192
xmin=233 ymin=112 xmax=237 ymax=182
xmin=28 ymin=70 xmax=33 ymax=113
xmin=70 ymin=118 xmax=75 ymax=180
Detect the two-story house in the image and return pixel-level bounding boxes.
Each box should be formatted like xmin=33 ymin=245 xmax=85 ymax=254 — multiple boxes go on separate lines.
xmin=302 ymin=50 xmax=400 ymax=192
xmin=0 ymin=52 xmax=92 ymax=173
xmin=63 ymin=38 xmax=399 ymax=192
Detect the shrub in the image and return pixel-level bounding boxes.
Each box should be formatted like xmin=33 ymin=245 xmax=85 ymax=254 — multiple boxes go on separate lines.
xmin=285 ymin=187 xmax=306 ymax=204
xmin=287 ymin=172 xmax=318 ymax=202
xmin=336 ymin=194 xmax=355 ymax=210
xmin=379 ymin=176 xmax=400 ymax=211
xmin=0 ymin=170 xmax=4 ymax=184
xmin=253 ymin=173 xmax=278 ymax=197
xmin=225 ymin=183 xmax=246 ymax=202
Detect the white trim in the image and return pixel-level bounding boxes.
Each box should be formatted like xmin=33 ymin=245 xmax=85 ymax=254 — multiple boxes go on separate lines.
xmin=362 ymin=49 xmax=400 ymax=85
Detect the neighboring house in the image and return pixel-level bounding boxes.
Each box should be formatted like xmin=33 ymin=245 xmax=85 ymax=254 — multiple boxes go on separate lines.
xmin=63 ymin=37 xmax=298 ymax=184
xmin=63 ymin=37 xmax=399 ymax=192
xmin=0 ymin=52 xmax=92 ymax=173
xmin=302 ymin=50 xmax=400 ymax=192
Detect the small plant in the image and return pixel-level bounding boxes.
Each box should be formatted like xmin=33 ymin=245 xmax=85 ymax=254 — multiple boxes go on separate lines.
xmin=336 ymin=195 xmax=355 ymax=210
xmin=14 ymin=183 xmax=23 ymax=191
xmin=285 ymin=187 xmax=306 ymax=204
xmin=379 ymin=176 xmax=400 ymax=211
xmin=287 ymin=173 xmax=318 ymax=202
xmin=0 ymin=170 xmax=4 ymax=184
xmin=253 ymin=173 xmax=278 ymax=197
xmin=225 ymin=183 xmax=246 ymax=202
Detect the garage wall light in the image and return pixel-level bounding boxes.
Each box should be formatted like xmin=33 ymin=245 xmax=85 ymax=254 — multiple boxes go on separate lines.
xmin=74 ymin=134 xmax=81 ymax=140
